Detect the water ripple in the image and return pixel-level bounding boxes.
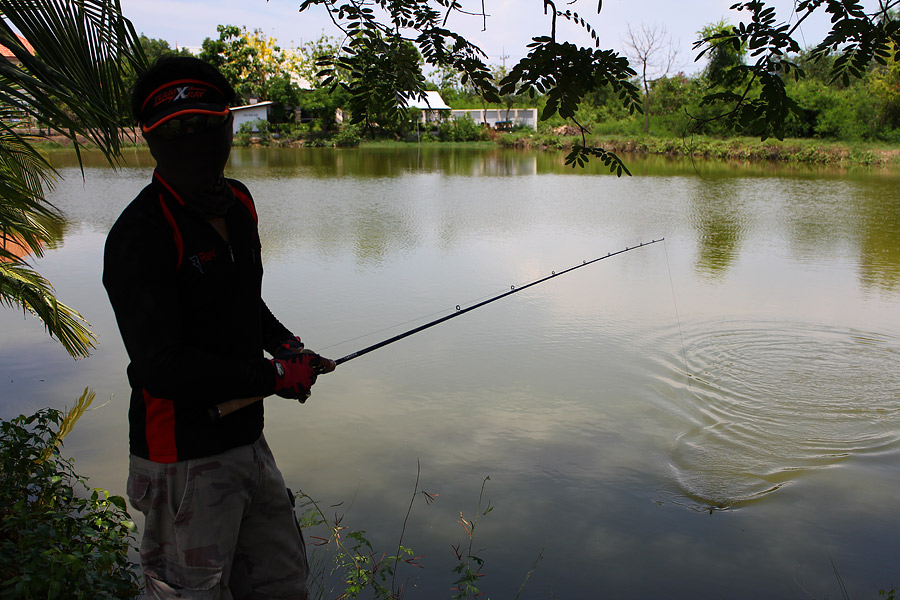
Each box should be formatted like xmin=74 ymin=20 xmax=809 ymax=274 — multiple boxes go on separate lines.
xmin=648 ymin=320 xmax=900 ymax=510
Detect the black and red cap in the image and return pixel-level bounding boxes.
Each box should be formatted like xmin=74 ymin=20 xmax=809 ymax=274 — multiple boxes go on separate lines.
xmin=131 ymin=56 xmax=236 ymax=134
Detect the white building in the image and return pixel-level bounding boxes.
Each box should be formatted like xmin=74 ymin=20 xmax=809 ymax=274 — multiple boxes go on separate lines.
xmin=450 ymin=108 xmax=538 ymax=130
xmin=400 ymin=91 xmax=451 ymax=123
xmin=231 ymin=101 xmax=274 ymax=133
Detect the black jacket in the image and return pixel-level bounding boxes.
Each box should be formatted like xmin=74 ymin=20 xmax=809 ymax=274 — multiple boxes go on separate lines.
xmin=103 ymin=172 xmax=292 ymax=462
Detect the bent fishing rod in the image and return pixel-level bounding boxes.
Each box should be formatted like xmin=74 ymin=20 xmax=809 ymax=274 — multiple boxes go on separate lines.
xmin=212 ymin=238 xmax=663 ymax=418
xmin=334 ymin=238 xmax=664 ymax=365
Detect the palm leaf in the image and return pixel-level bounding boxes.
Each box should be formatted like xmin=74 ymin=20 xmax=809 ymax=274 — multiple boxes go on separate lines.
xmin=0 ymin=1 xmax=147 ymax=358
xmin=0 ymin=0 xmax=146 ymax=158
xmin=0 ymin=259 xmax=96 ymax=358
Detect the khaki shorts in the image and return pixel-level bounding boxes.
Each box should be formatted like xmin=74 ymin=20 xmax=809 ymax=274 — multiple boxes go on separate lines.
xmin=127 ymin=435 xmax=309 ymax=600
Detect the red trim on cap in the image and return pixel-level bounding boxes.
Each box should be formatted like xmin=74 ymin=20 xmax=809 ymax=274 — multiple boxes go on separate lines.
xmin=140 ymin=78 xmax=224 ymax=114
xmin=141 ymin=107 xmax=231 ymax=134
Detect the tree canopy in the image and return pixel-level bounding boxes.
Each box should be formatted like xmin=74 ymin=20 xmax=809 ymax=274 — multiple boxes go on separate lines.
xmin=298 ymin=0 xmax=900 ymax=166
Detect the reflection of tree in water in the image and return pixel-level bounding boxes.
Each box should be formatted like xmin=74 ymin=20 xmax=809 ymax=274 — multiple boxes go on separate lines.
xmin=231 ymin=146 xmax=539 ymax=178
xmin=689 ymin=181 xmax=745 ymax=279
xmin=856 ymin=185 xmax=900 ymax=293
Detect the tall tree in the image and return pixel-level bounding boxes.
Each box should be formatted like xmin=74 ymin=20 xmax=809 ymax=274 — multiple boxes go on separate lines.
xmin=623 ymin=23 xmax=678 ymax=133
xmin=199 ymin=25 xmax=303 ymax=108
xmin=697 ymin=19 xmax=746 ymax=85
xmin=199 ymin=25 xmax=256 ymax=97
xmin=0 ymin=0 xmax=145 ymax=357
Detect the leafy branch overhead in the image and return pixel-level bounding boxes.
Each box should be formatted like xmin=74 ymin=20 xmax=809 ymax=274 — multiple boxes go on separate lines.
xmin=692 ymin=0 xmax=900 ymax=140
xmin=298 ymin=0 xmax=638 ymax=174
xmin=301 ymin=0 xmax=900 ymax=167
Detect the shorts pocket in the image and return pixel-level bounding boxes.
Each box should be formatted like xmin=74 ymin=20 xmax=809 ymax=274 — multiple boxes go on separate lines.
xmin=126 ymin=470 xmax=152 ymax=515
xmin=145 ymin=563 xmax=223 ymax=599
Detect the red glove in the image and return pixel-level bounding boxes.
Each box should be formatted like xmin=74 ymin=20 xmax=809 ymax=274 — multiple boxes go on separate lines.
xmin=278 ymin=336 xmax=304 ymax=355
xmin=271 ymin=350 xmax=321 ymax=401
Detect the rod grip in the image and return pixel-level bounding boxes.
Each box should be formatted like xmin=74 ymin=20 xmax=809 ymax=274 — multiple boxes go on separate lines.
xmin=209 ymin=396 xmax=264 ymax=420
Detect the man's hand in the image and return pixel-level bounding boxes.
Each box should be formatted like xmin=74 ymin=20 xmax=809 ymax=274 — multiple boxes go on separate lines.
xmin=270 ymin=349 xmax=335 ymax=402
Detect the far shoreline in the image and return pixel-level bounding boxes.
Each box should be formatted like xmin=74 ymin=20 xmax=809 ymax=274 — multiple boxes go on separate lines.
xmin=27 ymin=127 xmax=900 ymax=168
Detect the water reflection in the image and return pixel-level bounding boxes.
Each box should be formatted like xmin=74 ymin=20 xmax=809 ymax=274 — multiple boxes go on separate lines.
xmin=24 ymin=146 xmax=900 ymax=598
xmin=688 ymin=178 xmax=748 ymax=278
xmin=227 ymin=146 xmax=539 ymax=178
xmin=649 ymin=320 xmax=900 ymax=510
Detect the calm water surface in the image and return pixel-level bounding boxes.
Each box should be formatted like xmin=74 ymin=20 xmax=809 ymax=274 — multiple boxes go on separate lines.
xmin=2 ymin=147 xmax=899 ymax=598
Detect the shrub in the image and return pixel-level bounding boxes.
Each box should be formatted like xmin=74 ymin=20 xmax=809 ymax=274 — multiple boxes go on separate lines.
xmin=0 ymin=394 xmax=140 ymax=599
xmin=234 ymin=119 xmax=270 ymax=146
xmin=332 ymin=124 xmax=362 ymax=147
xmin=438 ymin=115 xmax=489 ymax=142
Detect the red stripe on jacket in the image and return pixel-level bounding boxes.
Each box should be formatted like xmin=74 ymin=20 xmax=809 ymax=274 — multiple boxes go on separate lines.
xmin=143 ymin=389 xmax=178 ymax=463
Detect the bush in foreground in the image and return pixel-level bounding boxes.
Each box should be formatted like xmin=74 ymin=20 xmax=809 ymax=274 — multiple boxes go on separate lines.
xmin=0 ymin=394 xmax=140 ymax=599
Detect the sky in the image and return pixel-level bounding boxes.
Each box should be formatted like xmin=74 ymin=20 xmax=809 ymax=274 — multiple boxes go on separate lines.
xmin=118 ymin=0 xmax=871 ymax=76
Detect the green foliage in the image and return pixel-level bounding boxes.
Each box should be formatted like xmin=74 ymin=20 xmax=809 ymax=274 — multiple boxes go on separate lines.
xmin=199 ymin=24 xmax=254 ymax=94
xmin=233 ymin=119 xmax=270 ymax=146
xmin=692 ymin=1 xmax=900 ymax=140
xmin=332 ymin=124 xmax=362 ymax=147
xmin=138 ymin=34 xmax=192 ymax=64
xmin=0 ymin=400 xmax=140 ymax=599
xmin=450 ymin=476 xmax=493 ymax=600
xmin=0 ymin=0 xmax=145 ymax=357
xmin=697 ymin=19 xmax=747 ymax=85
xmin=297 ymin=466 xmax=434 ymax=599
xmin=438 ymin=115 xmax=488 ymax=142
xmin=199 ymin=24 xmax=303 ymax=110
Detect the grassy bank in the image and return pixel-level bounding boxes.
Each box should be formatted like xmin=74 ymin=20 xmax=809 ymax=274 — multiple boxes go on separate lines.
xmin=27 ymin=126 xmax=900 ymax=167
xmin=498 ymin=131 xmax=900 ymax=167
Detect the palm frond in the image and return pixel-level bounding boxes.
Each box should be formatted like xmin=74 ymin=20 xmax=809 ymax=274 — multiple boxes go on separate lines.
xmin=0 ymin=0 xmax=147 ymax=159
xmin=0 ymin=1 xmax=146 ymax=358
xmin=39 ymin=387 xmax=95 ymax=462
xmin=0 ymin=259 xmax=96 ymax=358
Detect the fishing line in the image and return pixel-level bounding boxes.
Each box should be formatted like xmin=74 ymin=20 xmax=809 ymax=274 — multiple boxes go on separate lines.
xmin=663 ymin=239 xmax=692 ymax=390
xmin=213 ymin=239 xmax=667 ymax=419
xmin=317 ymin=287 xmax=512 ymax=354
xmin=333 ymin=239 xmax=665 ymax=366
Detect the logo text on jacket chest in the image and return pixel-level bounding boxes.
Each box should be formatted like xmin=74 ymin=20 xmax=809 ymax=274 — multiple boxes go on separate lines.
xmin=189 ymin=249 xmax=217 ymax=274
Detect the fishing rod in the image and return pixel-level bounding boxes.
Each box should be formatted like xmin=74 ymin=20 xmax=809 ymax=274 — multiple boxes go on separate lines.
xmin=334 ymin=238 xmax=664 ymax=365
xmin=211 ymin=238 xmax=663 ymax=419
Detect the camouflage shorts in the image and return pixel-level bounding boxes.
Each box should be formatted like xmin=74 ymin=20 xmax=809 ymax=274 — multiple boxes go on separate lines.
xmin=127 ymin=435 xmax=309 ymax=600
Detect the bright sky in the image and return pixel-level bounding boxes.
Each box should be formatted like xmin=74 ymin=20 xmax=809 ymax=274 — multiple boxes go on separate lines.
xmin=118 ymin=0 xmax=876 ymax=76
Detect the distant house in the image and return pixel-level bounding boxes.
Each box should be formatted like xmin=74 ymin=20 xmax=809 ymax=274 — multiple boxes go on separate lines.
xmin=231 ymin=100 xmax=275 ymax=133
xmin=401 ymin=91 xmax=451 ymax=123
xmin=450 ymin=108 xmax=538 ymax=130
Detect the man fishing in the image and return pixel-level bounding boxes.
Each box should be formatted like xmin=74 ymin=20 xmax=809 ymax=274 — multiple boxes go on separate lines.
xmin=103 ymin=56 xmax=334 ymax=599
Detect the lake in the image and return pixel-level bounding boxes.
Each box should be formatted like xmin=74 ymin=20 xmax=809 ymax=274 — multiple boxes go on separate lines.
xmin=2 ymin=146 xmax=899 ymax=598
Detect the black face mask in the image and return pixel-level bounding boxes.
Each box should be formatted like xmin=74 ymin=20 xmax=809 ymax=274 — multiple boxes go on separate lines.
xmin=183 ymin=172 xmax=236 ymax=219
xmin=146 ymin=116 xmax=236 ymax=218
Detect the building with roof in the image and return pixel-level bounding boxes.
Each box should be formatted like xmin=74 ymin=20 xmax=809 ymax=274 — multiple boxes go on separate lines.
xmin=450 ymin=108 xmax=538 ymax=130
xmin=231 ymin=100 xmax=275 ymax=133
xmin=401 ymin=91 xmax=451 ymax=123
